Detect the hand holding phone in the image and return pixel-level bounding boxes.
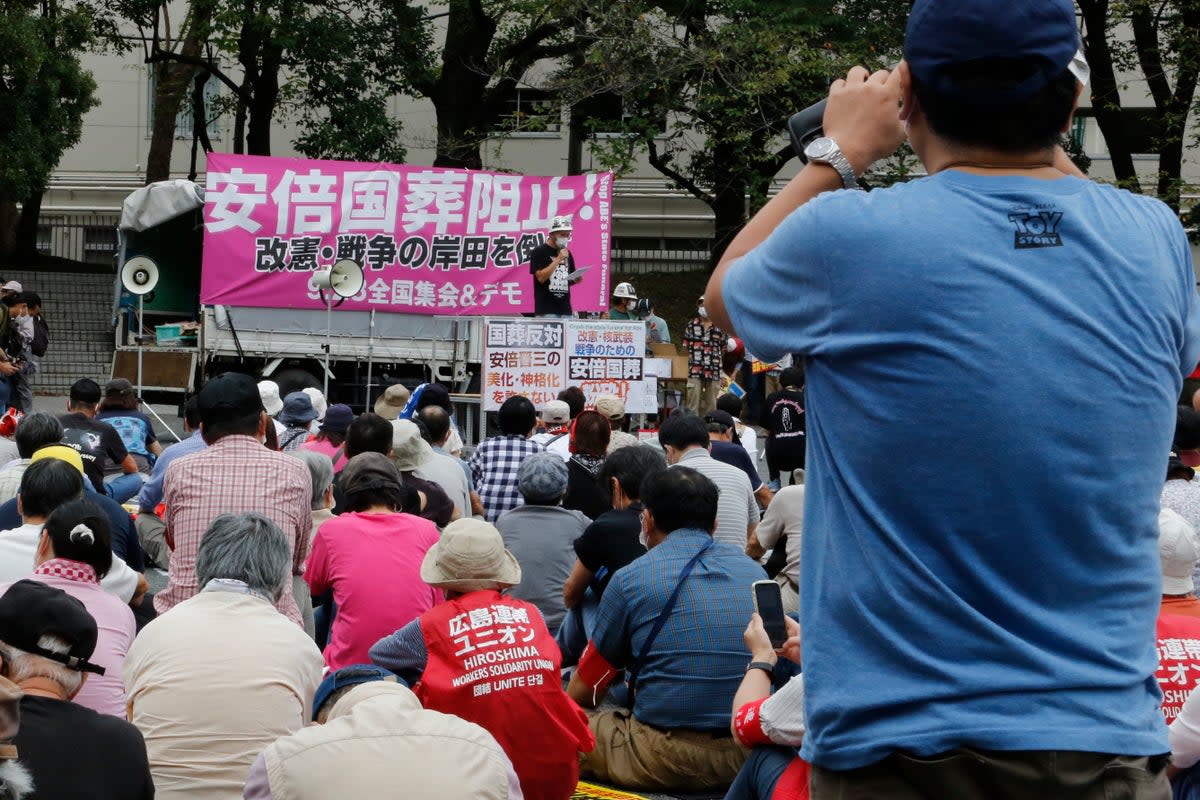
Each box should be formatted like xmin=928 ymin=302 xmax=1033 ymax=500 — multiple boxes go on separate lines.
xmin=752 ymin=580 xmax=788 ymax=650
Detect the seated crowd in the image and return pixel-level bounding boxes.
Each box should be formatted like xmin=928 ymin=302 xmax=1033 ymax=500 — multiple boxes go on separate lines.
xmin=0 ymin=370 xmax=812 ymax=800
xmin=6 ymin=367 xmax=1200 ymax=799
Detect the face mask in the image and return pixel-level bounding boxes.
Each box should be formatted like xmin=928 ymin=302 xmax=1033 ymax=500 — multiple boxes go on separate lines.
xmin=698 ymin=307 xmax=708 ymax=319
xmin=639 ymin=529 xmax=648 ymax=549
xmin=556 ymin=235 xmax=571 ymax=248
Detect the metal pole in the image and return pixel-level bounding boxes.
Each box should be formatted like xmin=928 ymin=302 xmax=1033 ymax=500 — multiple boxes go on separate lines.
xmin=365 ymin=309 xmax=375 ymax=414
xmin=323 ymin=292 xmax=332 ymax=398
xmin=136 ymin=296 xmax=144 ymax=398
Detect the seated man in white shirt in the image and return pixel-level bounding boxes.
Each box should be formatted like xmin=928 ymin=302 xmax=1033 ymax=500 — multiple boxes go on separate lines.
xmin=0 ymin=456 xmax=143 ymax=604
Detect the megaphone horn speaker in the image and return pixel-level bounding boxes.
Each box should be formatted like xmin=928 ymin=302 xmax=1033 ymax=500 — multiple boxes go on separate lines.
xmin=328 ymin=259 xmax=365 ymax=299
xmin=121 ymin=256 xmax=160 ymax=295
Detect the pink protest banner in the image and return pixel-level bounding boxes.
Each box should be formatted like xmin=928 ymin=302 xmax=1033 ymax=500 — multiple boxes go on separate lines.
xmin=200 ymin=153 xmax=613 ymax=315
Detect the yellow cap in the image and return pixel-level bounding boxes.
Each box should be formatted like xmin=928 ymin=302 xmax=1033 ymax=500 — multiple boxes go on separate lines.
xmin=30 ymin=445 xmax=85 ymax=475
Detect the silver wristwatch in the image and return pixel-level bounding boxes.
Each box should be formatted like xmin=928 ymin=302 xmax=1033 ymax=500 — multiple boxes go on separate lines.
xmin=804 ymin=137 xmax=859 ymax=189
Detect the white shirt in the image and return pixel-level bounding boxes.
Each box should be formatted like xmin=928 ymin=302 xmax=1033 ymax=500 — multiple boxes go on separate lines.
xmin=737 ymin=425 xmax=758 ymax=462
xmin=1171 ymin=684 xmax=1200 ymax=768
xmin=756 ymin=484 xmax=803 ymax=587
xmin=0 ymin=522 xmax=139 ymax=602
xmin=125 ymin=590 xmax=323 ymax=799
xmin=547 ymin=435 xmax=571 ymax=462
xmin=672 ymin=448 xmax=758 ymax=548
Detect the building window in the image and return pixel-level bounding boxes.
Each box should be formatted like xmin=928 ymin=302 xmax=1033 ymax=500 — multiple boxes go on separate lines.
xmin=35 ymin=226 xmax=51 ymax=255
xmin=496 ymin=88 xmax=561 ymax=135
xmin=82 ymin=226 xmax=117 ymax=266
xmin=578 ymin=92 xmax=666 ymax=138
xmin=146 ymin=68 xmax=223 ymax=140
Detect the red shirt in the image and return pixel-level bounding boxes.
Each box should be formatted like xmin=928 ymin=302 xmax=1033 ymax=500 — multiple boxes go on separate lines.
xmin=305 ymin=511 xmax=441 ymax=670
xmin=1157 ymin=613 xmax=1200 ymax=722
xmin=416 ymin=590 xmax=594 ymax=800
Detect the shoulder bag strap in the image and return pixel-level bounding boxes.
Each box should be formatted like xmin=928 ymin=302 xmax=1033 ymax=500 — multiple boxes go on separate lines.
xmin=626 ymin=538 xmax=714 ymax=699
xmin=281 ymin=429 xmax=308 ymax=450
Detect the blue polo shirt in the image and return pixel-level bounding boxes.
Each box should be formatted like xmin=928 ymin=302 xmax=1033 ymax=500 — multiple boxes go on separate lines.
xmin=724 ymin=171 xmax=1200 ymax=768
xmin=590 ymin=528 xmax=766 ymax=730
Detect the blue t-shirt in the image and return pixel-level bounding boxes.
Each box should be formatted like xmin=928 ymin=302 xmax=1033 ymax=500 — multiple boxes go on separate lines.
xmin=724 ymin=172 xmax=1200 ymax=769
xmin=590 ymin=528 xmax=766 ymax=730
xmin=97 ymin=410 xmax=157 ymax=458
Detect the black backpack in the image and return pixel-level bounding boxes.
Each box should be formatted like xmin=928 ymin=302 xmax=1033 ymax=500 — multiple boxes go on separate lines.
xmin=30 ymin=316 xmax=48 ymax=358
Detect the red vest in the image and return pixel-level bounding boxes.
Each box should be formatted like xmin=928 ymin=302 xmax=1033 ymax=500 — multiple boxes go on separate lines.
xmin=417 ymin=590 xmax=594 ymax=800
xmin=1156 ymin=612 xmax=1200 ymax=722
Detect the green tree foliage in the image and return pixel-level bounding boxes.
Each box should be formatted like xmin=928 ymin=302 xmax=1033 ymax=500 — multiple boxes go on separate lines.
xmin=0 ymin=0 xmax=98 ymax=204
xmin=0 ymin=0 xmax=99 ymax=260
xmin=142 ymin=0 xmax=433 ymax=162
xmin=415 ymin=0 xmax=590 ymax=168
xmin=1078 ymin=0 xmax=1200 ymax=212
xmin=553 ymin=0 xmax=907 ymax=264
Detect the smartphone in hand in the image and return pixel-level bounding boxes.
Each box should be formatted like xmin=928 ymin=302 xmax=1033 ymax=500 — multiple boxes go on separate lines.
xmin=752 ymin=580 xmax=788 ymax=649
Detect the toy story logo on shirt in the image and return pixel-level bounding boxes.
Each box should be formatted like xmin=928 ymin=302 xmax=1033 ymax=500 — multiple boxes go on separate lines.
xmin=1008 ymin=205 xmax=1064 ymax=249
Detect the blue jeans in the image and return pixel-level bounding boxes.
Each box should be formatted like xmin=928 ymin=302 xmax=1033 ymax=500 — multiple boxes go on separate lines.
xmin=104 ymin=472 xmax=146 ymax=504
xmin=724 ymin=746 xmax=795 ymax=800
xmin=1174 ymin=764 xmax=1200 ymax=800
xmin=555 ymin=589 xmax=601 ymax=668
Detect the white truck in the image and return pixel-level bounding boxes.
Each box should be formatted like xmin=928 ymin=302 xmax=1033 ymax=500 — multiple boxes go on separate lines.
xmin=112 ymin=180 xmax=486 ymax=406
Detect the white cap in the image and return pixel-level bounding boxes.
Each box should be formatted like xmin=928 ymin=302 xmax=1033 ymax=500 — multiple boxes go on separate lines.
xmin=258 ymin=380 xmax=283 ymax=416
xmin=1 ymin=282 xmax=21 ymax=293
xmin=1160 ymin=508 xmax=1200 ymax=595
xmin=613 ymin=282 xmax=637 ymax=300
xmin=549 ymin=215 xmax=573 ymax=233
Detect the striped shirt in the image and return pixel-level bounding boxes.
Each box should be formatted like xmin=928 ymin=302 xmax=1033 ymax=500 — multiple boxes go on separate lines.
xmin=672 ymin=448 xmax=758 ymax=548
xmin=156 ymin=435 xmax=312 ymax=624
xmin=469 ymin=435 xmax=543 ymax=522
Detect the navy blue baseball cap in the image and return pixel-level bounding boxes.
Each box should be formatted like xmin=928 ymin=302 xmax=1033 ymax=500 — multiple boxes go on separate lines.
xmin=312 ymin=664 xmax=398 ymax=720
xmin=905 ymin=0 xmax=1079 ymax=104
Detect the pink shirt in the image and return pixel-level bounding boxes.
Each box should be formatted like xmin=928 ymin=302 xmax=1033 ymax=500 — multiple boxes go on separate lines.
xmin=9 ymin=560 xmax=136 ymax=717
xmin=299 ymin=438 xmax=348 ymax=473
xmin=304 ymin=512 xmax=442 ymax=671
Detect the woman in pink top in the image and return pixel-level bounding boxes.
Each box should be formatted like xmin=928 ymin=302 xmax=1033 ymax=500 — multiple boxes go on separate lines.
xmin=28 ymin=499 xmax=135 ymax=717
xmin=304 ymin=453 xmax=441 ymax=670
xmin=299 ymin=404 xmax=354 ymax=473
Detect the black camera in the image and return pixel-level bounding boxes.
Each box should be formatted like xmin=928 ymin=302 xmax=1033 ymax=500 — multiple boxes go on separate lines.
xmin=787 ymin=99 xmax=827 ymax=163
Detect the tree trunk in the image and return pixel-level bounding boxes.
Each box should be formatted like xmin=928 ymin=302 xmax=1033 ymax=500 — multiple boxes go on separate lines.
xmin=430 ymin=0 xmax=497 ymax=169
xmin=246 ymin=36 xmax=283 ymax=156
xmin=709 ymin=180 xmax=747 ymax=269
xmin=1077 ymin=0 xmax=1141 ymax=192
xmin=0 ymin=204 xmax=17 ymax=262
xmin=145 ymin=61 xmax=196 ymax=184
xmin=14 ymin=192 xmax=43 ymax=265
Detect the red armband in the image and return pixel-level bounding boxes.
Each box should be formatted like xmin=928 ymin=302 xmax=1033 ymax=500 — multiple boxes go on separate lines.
xmin=575 ymin=641 xmax=619 ymax=697
xmin=733 ymin=697 xmax=771 ymax=747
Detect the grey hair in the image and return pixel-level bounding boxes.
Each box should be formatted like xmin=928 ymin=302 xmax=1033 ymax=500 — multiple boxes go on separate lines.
xmin=294 ymin=451 xmax=334 ymax=510
xmin=0 ymin=634 xmax=83 ymax=697
xmin=195 ymin=513 xmax=291 ymax=603
xmin=14 ymin=413 xmax=64 ymax=459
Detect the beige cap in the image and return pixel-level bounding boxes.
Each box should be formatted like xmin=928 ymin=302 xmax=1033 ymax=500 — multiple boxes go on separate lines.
xmin=373 ymin=384 xmax=411 ymax=421
xmin=420 ymin=519 xmax=522 ymax=592
xmin=391 ymin=419 xmax=433 ymax=472
xmin=594 ymin=394 xmax=625 ymax=421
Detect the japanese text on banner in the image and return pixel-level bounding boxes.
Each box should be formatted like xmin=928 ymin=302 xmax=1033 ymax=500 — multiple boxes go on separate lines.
xmin=201 ymin=153 xmax=613 ymax=316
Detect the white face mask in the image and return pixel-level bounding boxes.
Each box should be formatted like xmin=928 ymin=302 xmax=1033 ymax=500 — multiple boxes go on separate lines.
xmin=556 ymin=235 xmax=571 ymax=248
xmin=698 ymin=306 xmax=708 ymax=319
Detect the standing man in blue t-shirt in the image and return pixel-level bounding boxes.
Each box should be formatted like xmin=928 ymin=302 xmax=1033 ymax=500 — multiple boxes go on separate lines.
xmin=706 ymin=1 xmax=1200 ymax=797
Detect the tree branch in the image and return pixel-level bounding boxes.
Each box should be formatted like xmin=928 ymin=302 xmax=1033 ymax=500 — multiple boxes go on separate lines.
xmin=1129 ymin=2 xmax=1171 ymax=110
xmin=147 ymin=49 xmax=250 ymax=103
xmin=648 ymin=138 xmax=713 ymax=207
